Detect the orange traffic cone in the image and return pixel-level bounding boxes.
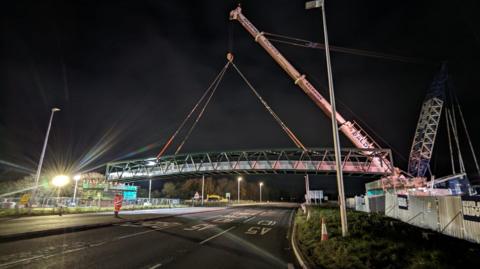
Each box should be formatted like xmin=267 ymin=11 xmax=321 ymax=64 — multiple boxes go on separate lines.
xmin=321 ymin=218 xmax=328 ymax=241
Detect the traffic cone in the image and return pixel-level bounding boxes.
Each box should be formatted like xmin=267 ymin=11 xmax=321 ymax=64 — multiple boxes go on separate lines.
xmin=321 ymin=218 xmax=328 ymax=241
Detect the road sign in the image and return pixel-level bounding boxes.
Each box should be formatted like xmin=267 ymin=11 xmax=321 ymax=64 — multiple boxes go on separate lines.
xmin=194 ymin=192 xmax=200 ymax=200
xmin=19 ymin=194 xmax=31 ymax=205
xmin=225 ymin=192 xmax=231 ymax=199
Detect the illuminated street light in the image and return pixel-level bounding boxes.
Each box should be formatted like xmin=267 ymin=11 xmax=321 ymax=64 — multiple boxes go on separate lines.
xmin=306 ymin=0 xmax=348 ymax=237
xmin=72 ymin=174 xmax=81 ymax=206
xmin=52 ymin=175 xmax=70 ymax=187
xmin=259 ymin=182 xmax=264 ymax=203
xmin=52 ymin=175 xmax=69 ymax=215
xmin=237 ymin=176 xmax=243 ymax=203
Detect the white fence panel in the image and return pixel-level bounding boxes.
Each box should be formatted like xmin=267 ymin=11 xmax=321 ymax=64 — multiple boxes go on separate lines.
xmin=438 ymin=196 xmax=464 ymax=239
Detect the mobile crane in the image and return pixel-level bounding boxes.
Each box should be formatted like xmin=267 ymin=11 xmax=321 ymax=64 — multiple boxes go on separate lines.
xmin=229 ymin=6 xmax=425 ymax=189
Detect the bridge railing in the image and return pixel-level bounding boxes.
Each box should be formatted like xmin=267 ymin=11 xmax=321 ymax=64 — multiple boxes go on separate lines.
xmin=105 ymin=148 xmax=394 ymax=181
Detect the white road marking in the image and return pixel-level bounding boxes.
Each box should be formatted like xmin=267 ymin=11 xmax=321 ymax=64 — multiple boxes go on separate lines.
xmin=62 ymin=247 xmax=86 ymax=254
xmin=199 ymin=226 xmax=236 ymax=245
xmin=0 ymin=255 xmax=44 ymax=268
xmin=117 ymin=230 xmax=154 ymax=239
xmin=89 ymin=241 xmax=107 ymax=247
xmin=243 ymin=216 xmax=256 ymax=223
xmin=149 ymin=263 xmax=162 ymax=269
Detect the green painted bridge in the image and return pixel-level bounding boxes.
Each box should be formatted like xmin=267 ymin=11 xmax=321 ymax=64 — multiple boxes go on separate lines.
xmin=105 ymin=148 xmax=394 ymax=182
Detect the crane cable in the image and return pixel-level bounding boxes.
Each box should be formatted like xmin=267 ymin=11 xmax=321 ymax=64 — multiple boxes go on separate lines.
xmin=263 ymin=32 xmax=430 ymax=64
xmin=453 ymin=91 xmax=480 ymax=175
xmin=156 ymin=62 xmax=230 ymax=159
xmin=230 ymin=61 xmax=308 ymax=151
xmin=174 ymin=62 xmax=230 ymax=154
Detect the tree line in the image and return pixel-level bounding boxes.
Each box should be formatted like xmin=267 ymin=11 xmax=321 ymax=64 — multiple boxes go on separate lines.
xmin=156 ymin=177 xmax=275 ymax=201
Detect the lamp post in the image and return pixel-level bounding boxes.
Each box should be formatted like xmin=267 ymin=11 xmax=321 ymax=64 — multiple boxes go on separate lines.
xmin=148 ymin=179 xmax=152 ymax=202
xmin=259 ymin=182 xmax=263 ymax=203
xmin=237 ymin=176 xmax=243 ymax=203
xmin=306 ymin=0 xmax=348 ymax=236
xmin=73 ymin=174 xmax=81 ymax=206
xmin=52 ymin=175 xmax=70 ymax=215
xmin=201 ymin=175 xmax=205 ymax=206
xmin=31 ymin=107 xmax=61 ymax=206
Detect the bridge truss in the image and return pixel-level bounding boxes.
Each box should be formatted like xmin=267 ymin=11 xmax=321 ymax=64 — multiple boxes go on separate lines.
xmin=106 ymin=148 xmax=394 ymax=182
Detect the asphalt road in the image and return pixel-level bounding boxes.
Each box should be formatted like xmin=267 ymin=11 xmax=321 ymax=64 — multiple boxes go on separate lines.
xmin=0 ymin=204 xmax=298 ymax=268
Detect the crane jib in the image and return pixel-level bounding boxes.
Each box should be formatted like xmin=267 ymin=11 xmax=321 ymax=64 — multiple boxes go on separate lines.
xmin=230 ymin=6 xmax=382 ymax=155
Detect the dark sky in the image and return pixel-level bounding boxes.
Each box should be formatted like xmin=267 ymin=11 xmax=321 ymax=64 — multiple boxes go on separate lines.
xmin=1 ymin=0 xmax=479 ymax=196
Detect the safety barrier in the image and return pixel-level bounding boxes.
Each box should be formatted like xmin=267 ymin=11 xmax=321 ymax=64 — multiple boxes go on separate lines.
xmin=385 ymin=192 xmax=480 ymax=244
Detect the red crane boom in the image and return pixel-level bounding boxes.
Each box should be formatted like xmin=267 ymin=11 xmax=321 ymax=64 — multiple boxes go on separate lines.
xmin=230 ymin=6 xmax=391 ymax=172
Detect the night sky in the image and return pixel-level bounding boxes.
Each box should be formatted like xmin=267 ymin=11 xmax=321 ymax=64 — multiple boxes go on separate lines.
xmin=1 ymin=0 xmax=479 ymax=197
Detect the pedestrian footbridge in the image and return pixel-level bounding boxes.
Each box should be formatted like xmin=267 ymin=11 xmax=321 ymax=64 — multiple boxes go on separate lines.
xmin=105 ymin=148 xmax=394 ymax=182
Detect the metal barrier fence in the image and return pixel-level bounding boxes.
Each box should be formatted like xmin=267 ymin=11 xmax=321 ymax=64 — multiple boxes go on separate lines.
xmin=0 ymin=197 xmax=182 ymax=208
xmin=385 ymin=192 xmax=480 ymax=244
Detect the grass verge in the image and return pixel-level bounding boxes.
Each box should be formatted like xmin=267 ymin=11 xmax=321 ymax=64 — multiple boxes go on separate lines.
xmin=295 ymin=205 xmax=479 ymax=269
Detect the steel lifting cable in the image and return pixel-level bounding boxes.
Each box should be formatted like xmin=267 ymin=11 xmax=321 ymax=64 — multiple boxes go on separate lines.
xmin=174 ymin=62 xmax=230 ymax=154
xmin=263 ymin=32 xmax=429 ymax=64
xmin=156 ymin=62 xmax=231 ymax=159
xmin=231 ymin=62 xmax=308 ymax=151
xmin=447 ymin=108 xmax=465 ymax=173
xmin=453 ymin=92 xmax=480 ymax=175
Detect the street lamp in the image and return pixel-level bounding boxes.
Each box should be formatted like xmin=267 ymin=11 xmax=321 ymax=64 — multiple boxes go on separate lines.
xmin=259 ymin=182 xmax=264 ymax=203
xmin=73 ymin=174 xmax=81 ymax=206
xmin=237 ymin=176 xmax=243 ymax=203
xmin=31 ymin=107 xmax=61 ymax=205
xmin=306 ymin=0 xmax=348 ymax=237
xmin=52 ymin=174 xmax=70 ymax=214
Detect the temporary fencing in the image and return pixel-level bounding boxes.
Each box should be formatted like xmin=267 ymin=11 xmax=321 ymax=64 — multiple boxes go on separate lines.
xmin=385 ymin=192 xmax=480 ymax=243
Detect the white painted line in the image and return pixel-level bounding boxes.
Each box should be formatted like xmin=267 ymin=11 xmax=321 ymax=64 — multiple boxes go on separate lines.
xmin=243 ymin=216 xmax=256 ymax=223
xmin=62 ymin=247 xmax=86 ymax=254
xmin=199 ymin=226 xmax=236 ymax=245
xmin=117 ymin=230 xmax=154 ymax=240
xmin=90 ymin=241 xmax=107 ymax=247
xmin=0 ymin=255 xmax=44 ymax=268
xmin=149 ymin=263 xmax=162 ymax=269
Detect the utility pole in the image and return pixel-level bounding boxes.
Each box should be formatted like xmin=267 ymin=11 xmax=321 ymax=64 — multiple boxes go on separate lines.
xmin=31 ymin=107 xmax=60 ymax=206
xmin=306 ymin=0 xmax=348 ymax=236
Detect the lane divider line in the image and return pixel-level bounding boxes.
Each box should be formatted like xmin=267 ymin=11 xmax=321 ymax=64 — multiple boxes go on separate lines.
xmin=148 ymin=263 xmax=162 ymax=269
xmin=199 ymin=226 xmax=236 ymax=245
xmin=62 ymin=247 xmax=86 ymax=254
xmin=117 ymin=230 xmax=154 ymax=240
xmin=0 ymin=255 xmax=44 ymax=268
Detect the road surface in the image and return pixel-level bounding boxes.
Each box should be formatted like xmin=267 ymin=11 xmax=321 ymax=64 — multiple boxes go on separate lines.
xmin=0 ymin=204 xmax=298 ymax=268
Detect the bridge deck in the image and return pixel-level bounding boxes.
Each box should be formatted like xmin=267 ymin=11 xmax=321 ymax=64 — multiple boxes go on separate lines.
xmin=106 ymin=148 xmax=394 ymax=181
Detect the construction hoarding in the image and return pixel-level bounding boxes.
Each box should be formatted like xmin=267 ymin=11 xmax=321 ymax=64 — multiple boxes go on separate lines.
xmin=385 ymin=192 xmax=480 ymax=244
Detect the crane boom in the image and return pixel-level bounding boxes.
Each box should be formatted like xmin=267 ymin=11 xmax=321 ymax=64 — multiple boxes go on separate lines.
xmin=230 ymin=6 xmax=390 ymax=171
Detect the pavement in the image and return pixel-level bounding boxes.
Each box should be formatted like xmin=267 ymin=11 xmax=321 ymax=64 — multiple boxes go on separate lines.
xmin=0 ymin=203 xmax=299 ymax=268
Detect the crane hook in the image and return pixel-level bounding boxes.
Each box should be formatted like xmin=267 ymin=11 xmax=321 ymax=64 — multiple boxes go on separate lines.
xmin=227 ymin=52 xmax=234 ymax=62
